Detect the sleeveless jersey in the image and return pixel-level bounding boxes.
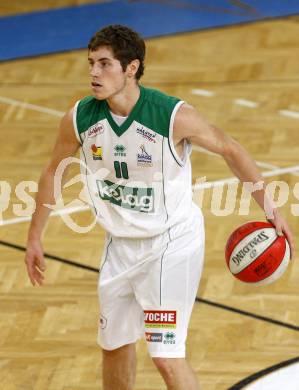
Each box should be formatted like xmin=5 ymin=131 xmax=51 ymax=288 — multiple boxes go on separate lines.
xmin=73 ymin=85 xmax=195 ymax=238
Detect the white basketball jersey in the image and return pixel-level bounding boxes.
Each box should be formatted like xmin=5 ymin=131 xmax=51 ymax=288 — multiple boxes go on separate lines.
xmin=73 ymin=85 xmax=197 ymax=238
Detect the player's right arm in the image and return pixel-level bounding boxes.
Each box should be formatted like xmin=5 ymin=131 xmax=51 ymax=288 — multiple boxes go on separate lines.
xmin=25 ymin=108 xmax=80 ymax=286
xmin=173 ymin=103 xmax=295 ymax=258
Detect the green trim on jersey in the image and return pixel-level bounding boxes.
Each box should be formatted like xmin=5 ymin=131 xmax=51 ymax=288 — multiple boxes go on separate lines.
xmin=76 ymin=85 xmax=181 ymax=138
xmin=76 ymin=96 xmax=106 ymax=135
xmin=138 ymin=86 xmax=180 ymax=138
xmin=103 ymin=86 xmax=145 ymax=137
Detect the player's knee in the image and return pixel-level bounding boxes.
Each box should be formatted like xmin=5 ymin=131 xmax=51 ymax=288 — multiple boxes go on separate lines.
xmin=102 ymin=343 xmax=136 ymax=358
xmin=152 ymin=357 xmax=178 ymax=382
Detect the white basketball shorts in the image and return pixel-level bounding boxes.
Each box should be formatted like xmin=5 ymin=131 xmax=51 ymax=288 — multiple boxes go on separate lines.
xmin=97 ymin=206 xmax=205 ymax=358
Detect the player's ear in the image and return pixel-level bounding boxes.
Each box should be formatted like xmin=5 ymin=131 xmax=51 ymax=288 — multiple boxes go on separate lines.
xmin=127 ymin=59 xmax=140 ymax=78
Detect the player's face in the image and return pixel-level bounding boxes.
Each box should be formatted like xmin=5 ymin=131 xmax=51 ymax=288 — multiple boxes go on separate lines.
xmin=88 ymin=46 xmax=128 ymax=99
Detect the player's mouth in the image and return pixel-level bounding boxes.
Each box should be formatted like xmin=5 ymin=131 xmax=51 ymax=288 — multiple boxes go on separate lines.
xmin=91 ymin=81 xmax=103 ymax=90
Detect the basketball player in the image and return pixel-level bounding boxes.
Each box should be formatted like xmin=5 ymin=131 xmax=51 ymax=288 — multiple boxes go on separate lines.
xmin=25 ymin=25 xmax=294 ymax=390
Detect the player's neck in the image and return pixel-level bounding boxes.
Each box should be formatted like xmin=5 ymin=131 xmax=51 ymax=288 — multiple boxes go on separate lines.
xmin=106 ymin=82 xmax=140 ymax=117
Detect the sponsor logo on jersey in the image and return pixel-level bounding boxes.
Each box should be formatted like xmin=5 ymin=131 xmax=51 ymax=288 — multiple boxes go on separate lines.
xmin=145 ymin=332 xmax=163 ymax=343
xmin=136 ymin=126 xmax=156 ymax=143
xmin=114 ymin=144 xmax=126 ymax=157
xmin=91 ymin=144 xmax=102 ymax=160
xmin=87 ymin=122 xmax=104 ymax=138
xmin=144 ymin=310 xmax=177 ymax=328
xmin=137 ymin=144 xmax=153 ymax=167
xmin=163 ymin=332 xmax=176 ymax=344
xmin=99 ymin=314 xmax=107 ymax=329
xmin=96 ymin=180 xmax=154 ymax=213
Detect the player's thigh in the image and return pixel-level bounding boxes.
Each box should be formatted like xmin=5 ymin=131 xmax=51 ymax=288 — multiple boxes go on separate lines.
xmin=97 ymin=239 xmax=144 ymax=350
xmin=98 ymin=274 xmax=144 ymax=350
xmin=134 ymin=225 xmax=205 ymax=357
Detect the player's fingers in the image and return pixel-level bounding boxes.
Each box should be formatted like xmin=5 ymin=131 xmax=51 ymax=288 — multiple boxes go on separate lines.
xmin=25 ymin=259 xmax=37 ymax=286
xmin=274 ymin=225 xmax=283 ymax=237
xmin=33 ymin=256 xmax=45 ymax=285
xmin=266 ymin=218 xmax=279 ymax=233
xmin=36 ymin=253 xmax=46 ymax=272
xmin=282 ymin=226 xmax=295 ymax=260
xmin=25 ymin=253 xmax=45 ymax=286
xmin=33 ymin=267 xmax=45 ymax=285
xmin=269 ymin=216 xmax=284 ymax=237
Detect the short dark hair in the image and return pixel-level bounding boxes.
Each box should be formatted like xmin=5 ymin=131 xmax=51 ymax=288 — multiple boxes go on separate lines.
xmin=88 ymin=24 xmax=145 ymax=80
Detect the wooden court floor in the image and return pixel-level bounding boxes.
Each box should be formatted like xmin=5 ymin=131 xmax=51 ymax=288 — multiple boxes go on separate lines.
xmin=0 ymin=4 xmax=299 ymax=389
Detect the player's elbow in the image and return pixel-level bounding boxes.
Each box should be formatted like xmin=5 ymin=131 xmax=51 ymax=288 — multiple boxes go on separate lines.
xmin=43 ymin=160 xmax=60 ymax=177
xmin=42 ymin=159 xmax=68 ymax=182
xmin=221 ymin=136 xmax=243 ymax=162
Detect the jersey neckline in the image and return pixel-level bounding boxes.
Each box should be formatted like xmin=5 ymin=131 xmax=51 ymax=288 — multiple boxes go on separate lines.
xmin=103 ymin=85 xmax=145 ymax=137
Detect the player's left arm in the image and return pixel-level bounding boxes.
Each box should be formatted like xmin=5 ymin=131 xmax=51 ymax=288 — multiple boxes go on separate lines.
xmin=173 ymin=103 xmax=294 ymax=258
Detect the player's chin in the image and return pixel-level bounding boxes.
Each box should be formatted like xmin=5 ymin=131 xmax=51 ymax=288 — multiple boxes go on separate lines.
xmin=91 ymin=87 xmax=107 ymax=100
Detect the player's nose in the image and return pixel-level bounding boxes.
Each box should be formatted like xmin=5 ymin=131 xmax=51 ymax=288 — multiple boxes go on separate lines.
xmin=89 ymin=64 xmax=101 ymax=78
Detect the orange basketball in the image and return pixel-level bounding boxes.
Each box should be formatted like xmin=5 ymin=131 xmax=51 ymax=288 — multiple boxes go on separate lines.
xmin=225 ymin=221 xmax=290 ymax=285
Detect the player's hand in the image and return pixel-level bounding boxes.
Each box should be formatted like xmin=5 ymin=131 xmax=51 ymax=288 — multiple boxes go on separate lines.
xmin=25 ymin=238 xmax=46 ymax=286
xmin=267 ymin=209 xmax=295 ymax=260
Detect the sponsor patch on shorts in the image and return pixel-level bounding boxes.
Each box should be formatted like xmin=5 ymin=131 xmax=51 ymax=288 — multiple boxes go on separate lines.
xmin=163 ymin=332 xmax=176 ymax=344
xmin=145 ymin=332 xmax=163 ymax=342
xmin=144 ymin=310 xmax=176 ymax=329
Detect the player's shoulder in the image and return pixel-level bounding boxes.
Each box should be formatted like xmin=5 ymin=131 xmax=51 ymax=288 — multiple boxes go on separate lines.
xmin=142 ymin=85 xmax=180 ymax=110
xmin=138 ymin=86 xmax=182 ymax=137
xmin=173 ymin=103 xmax=204 ymax=140
xmin=76 ymin=95 xmax=105 ymax=121
xmin=77 ymin=95 xmax=102 ymax=109
xmin=175 ymin=102 xmax=200 ymax=124
xmin=177 ymin=102 xmax=196 ymax=114
xmin=74 ymin=96 xmax=105 ymax=136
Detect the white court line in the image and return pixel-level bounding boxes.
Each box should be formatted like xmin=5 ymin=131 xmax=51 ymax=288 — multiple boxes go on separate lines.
xmin=0 ymin=205 xmax=90 ymax=227
xmin=261 ymin=165 xmax=299 ymax=177
xmin=0 ymin=96 xmax=64 ymax=117
xmin=279 ymin=109 xmax=299 ymax=119
xmin=193 ymin=164 xmax=299 ymax=190
xmin=193 ymin=176 xmax=238 ymax=190
xmin=191 ymin=90 xmax=259 ymax=108
xmin=192 ymin=145 xmax=299 ymax=175
xmin=191 ymin=89 xmax=215 ymax=97
xmin=191 ymin=89 xmax=299 ymax=120
xmin=3 ymin=163 xmax=298 ymax=226
xmin=1 ymin=96 xmax=298 ymax=225
xmin=234 ymin=99 xmax=259 ymax=108
xmin=256 ymin=161 xmax=279 ymax=169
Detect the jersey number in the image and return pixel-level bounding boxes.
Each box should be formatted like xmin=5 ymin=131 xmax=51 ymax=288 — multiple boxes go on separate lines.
xmin=114 ymin=161 xmax=129 ymax=179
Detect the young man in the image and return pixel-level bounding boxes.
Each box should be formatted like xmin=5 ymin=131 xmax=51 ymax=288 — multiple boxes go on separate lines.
xmin=25 ymin=25 xmax=294 ymax=390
